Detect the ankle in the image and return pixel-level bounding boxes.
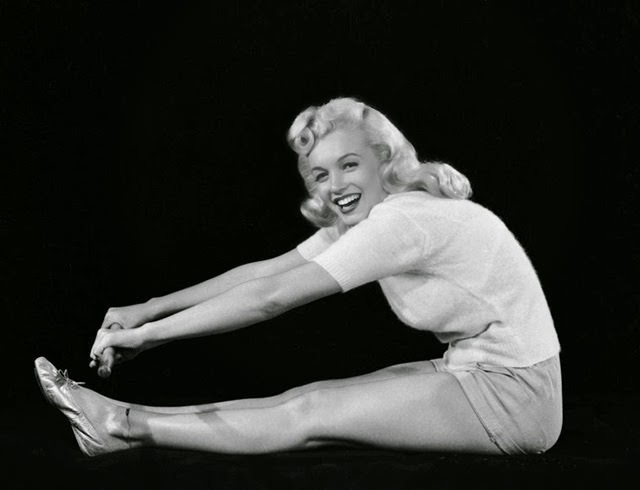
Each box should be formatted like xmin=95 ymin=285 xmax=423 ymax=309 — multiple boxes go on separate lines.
xmin=115 ymin=407 xmax=152 ymax=447
xmin=106 ymin=407 xmax=140 ymax=443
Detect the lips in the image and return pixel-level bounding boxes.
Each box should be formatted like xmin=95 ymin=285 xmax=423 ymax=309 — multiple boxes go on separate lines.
xmin=332 ymin=193 xmax=361 ymax=213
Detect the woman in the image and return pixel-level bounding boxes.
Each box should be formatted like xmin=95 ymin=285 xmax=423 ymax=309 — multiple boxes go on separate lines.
xmin=35 ymin=97 xmax=562 ymax=456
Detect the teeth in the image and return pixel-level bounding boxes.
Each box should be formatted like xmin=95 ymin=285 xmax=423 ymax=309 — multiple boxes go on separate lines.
xmin=336 ymin=194 xmax=360 ymax=206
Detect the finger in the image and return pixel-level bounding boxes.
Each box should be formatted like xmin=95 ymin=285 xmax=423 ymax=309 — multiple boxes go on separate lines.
xmin=99 ymin=313 xmax=117 ymax=330
xmin=97 ymin=364 xmax=111 ymax=378
xmin=89 ymin=327 xmax=109 ymax=362
xmin=90 ymin=330 xmax=107 ymax=361
xmin=90 ymin=324 xmax=124 ymax=360
xmin=91 ymin=322 xmax=121 ymax=357
xmin=97 ymin=348 xmax=115 ymax=378
xmin=97 ymin=363 xmax=112 ymax=378
xmin=97 ymin=323 xmax=124 ymax=378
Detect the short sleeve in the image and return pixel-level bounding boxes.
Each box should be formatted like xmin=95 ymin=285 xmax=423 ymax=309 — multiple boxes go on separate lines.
xmin=296 ymin=226 xmax=341 ymax=260
xmin=311 ymin=203 xmax=427 ymax=291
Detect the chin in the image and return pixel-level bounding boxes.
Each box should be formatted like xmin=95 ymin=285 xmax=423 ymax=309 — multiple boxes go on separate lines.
xmin=332 ymin=202 xmax=372 ymax=227
xmin=340 ymin=212 xmax=366 ymax=227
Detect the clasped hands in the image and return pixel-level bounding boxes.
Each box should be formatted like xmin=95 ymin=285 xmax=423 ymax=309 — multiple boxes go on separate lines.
xmin=89 ymin=305 xmax=150 ymax=378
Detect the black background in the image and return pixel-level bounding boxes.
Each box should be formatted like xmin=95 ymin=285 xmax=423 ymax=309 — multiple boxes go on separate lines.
xmin=3 ymin=1 xmax=639 ymax=414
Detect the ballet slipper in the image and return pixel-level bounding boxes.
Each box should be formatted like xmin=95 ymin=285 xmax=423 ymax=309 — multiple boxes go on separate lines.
xmin=34 ymin=357 xmax=131 ymax=457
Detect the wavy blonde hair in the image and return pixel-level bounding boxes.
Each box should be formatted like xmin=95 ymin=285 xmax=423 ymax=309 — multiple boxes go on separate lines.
xmin=287 ymin=97 xmax=472 ymax=227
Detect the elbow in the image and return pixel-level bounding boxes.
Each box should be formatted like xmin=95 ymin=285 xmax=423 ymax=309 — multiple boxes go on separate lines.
xmin=252 ymin=277 xmax=292 ymax=319
xmin=248 ymin=263 xmax=336 ymax=321
xmin=262 ymin=297 xmax=288 ymax=319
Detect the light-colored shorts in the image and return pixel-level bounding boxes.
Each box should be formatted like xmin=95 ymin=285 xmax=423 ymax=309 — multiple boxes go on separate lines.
xmin=431 ymin=354 xmax=563 ymax=455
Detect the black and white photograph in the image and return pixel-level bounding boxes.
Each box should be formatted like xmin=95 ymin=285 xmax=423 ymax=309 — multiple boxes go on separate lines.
xmin=3 ymin=1 xmax=638 ymax=488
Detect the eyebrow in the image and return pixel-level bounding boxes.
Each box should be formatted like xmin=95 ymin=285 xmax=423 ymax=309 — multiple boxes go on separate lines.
xmin=310 ymin=153 xmax=360 ymax=172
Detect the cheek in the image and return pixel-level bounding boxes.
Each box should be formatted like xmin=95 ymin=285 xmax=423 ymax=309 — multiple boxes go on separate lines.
xmin=318 ymin=182 xmax=331 ymax=195
xmin=365 ymin=172 xmax=385 ymax=195
xmin=316 ymin=183 xmax=333 ymax=203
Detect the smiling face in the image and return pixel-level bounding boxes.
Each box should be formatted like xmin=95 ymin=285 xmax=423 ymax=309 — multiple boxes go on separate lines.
xmin=307 ymin=128 xmax=389 ymax=227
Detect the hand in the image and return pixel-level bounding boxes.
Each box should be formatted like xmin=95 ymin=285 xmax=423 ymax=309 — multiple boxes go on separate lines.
xmin=89 ymin=324 xmax=146 ymax=376
xmin=99 ymin=303 xmax=155 ymax=332
xmin=90 ymin=303 xmax=156 ymax=377
xmin=89 ymin=302 xmax=156 ymax=378
xmin=93 ymin=323 xmax=121 ymax=377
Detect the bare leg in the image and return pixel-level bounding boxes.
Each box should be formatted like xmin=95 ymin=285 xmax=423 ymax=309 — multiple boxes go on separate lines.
xmin=90 ymin=359 xmax=437 ymax=414
xmin=108 ymin=368 xmax=499 ymax=455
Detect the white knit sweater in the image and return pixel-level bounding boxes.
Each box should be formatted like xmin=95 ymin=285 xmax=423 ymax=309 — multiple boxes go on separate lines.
xmin=297 ymin=191 xmax=560 ymax=370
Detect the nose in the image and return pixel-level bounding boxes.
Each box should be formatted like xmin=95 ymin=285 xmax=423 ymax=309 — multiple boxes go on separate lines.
xmin=330 ymin=172 xmax=347 ymax=193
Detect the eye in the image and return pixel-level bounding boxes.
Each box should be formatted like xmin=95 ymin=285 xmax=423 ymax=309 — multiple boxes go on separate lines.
xmin=313 ymin=172 xmax=328 ymax=183
xmin=343 ymin=161 xmax=359 ymax=170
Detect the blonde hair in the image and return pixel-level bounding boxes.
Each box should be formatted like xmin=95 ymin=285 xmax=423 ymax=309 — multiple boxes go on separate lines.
xmin=287 ymin=97 xmax=472 ymax=227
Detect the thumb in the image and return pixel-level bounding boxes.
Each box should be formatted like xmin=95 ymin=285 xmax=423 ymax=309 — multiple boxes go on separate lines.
xmin=96 ymin=323 xmax=124 ymax=378
xmin=97 ymin=346 xmax=116 ymax=378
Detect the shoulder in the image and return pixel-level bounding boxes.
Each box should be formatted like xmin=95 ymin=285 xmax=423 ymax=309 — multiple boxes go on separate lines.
xmin=375 ymin=191 xmax=495 ymax=224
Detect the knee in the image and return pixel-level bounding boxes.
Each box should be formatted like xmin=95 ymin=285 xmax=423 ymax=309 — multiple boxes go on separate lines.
xmin=281 ymin=381 xmax=322 ymax=400
xmin=283 ymin=387 xmax=334 ymax=442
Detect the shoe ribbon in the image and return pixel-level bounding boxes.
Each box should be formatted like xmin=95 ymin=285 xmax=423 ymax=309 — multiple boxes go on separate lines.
xmin=57 ymin=368 xmax=86 ymax=388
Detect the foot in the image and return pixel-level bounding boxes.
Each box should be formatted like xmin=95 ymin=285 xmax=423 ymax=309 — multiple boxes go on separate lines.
xmin=34 ymin=357 xmax=133 ymax=456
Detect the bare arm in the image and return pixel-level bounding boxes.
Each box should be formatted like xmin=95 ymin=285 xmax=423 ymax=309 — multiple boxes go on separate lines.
xmin=90 ymin=261 xmax=341 ymax=357
xmin=144 ymin=249 xmax=308 ymax=320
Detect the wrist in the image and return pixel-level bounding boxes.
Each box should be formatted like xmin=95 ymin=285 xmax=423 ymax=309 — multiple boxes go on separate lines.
xmin=143 ymin=297 xmax=164 ymax=321
xmin=137 ymin=321 xmax=165 ymax=352
xmin=136 ymin=323 xmax=152 ymax=352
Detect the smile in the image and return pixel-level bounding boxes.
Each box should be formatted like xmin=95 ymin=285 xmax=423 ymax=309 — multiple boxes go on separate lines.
xmin=332 ymin=193 xmax=361 ymax=213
